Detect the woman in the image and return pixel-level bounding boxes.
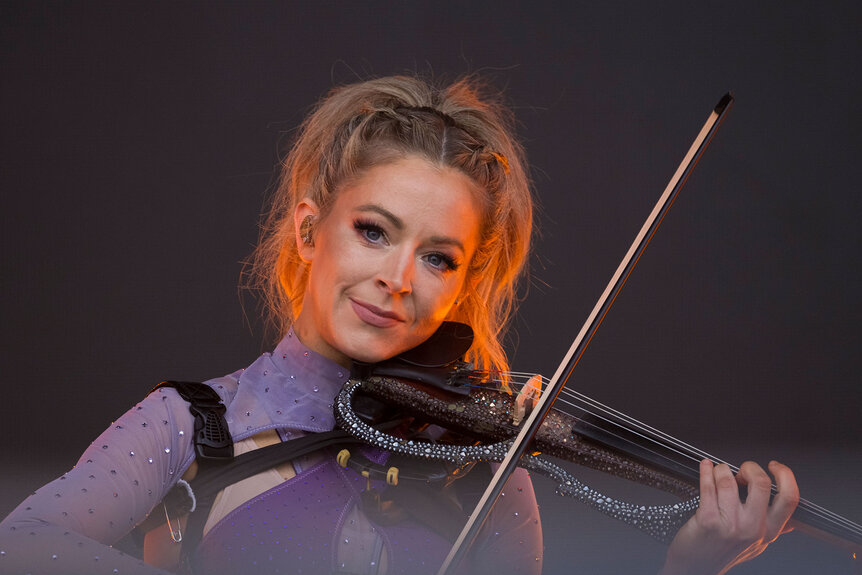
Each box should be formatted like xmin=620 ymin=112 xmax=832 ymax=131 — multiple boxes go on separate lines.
xmin=0 ymin=76 xmax=798 ymax=574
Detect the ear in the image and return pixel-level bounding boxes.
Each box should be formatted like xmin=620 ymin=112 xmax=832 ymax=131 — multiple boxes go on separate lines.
xmin=293 ymin=199 xmax=320 ymax=263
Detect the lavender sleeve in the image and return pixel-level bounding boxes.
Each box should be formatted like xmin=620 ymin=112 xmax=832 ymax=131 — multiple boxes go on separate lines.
xmin=0 ymin=386 xmax=199 ymax=574
xmin=470 ymin=467 xmax=543 ymax=575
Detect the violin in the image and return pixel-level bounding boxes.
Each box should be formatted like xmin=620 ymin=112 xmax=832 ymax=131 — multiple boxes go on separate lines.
xmin=339 ymin=324 xmax=862 ymax=551
xmin=334 ymin=93 xmax=862 ymax=573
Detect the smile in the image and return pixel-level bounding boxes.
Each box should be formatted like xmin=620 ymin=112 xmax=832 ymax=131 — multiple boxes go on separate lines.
xmin=349 ymin=298 xmax=405 ymax=328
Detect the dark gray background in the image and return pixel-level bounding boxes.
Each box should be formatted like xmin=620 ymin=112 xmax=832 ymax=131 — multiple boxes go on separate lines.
xmin=2 ymin=2 xmax=860 ymax=573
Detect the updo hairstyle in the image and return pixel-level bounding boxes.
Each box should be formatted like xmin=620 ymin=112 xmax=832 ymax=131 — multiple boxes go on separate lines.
xmin=249 ymin=75 xmax=533 ymax=373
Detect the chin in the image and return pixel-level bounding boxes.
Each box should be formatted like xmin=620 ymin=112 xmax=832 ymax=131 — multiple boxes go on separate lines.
xmin=343 ymin=340 xmax=401 ymax=364
xmin=338 ymin=330 xmax=414 ymax=364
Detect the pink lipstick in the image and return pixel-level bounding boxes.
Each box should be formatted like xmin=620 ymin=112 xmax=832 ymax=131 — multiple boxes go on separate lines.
xmin=349 ymin=298 xmax=404 ymax=328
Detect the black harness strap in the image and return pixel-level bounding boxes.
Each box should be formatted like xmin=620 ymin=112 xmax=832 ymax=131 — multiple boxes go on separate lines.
xmin=180 ymin=428 xmax=363 ymax=568
xmin=147 ymin=380 xmax=489 ymax=572
xmin=190 ymin=428 xmax=360 ymax=500
xmin=149 ymin=381 xmax=373 ymax=567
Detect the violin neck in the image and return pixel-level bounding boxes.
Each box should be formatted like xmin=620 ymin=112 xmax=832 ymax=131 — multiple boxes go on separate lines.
xmin=562 ymin=393 xmax=862 ymax=554
xmin=790 ymin=500 xmax=862 ymax=557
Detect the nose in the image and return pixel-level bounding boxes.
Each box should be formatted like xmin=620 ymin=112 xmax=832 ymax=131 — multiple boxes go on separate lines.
xmin=377 ymin=249 xmax=414 ymax=294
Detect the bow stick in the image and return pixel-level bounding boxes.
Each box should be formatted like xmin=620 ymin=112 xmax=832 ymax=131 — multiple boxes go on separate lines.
xmin=437 ymin=93 xmax=735 ymax=575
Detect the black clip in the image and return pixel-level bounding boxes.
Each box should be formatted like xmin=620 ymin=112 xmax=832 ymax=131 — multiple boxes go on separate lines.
xmin=151 ymin=381 xmax=234 ymax=462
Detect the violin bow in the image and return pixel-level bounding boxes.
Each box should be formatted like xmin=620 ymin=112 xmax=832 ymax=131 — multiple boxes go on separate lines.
xmin=437 ymin=93 xmax=735 ymax=575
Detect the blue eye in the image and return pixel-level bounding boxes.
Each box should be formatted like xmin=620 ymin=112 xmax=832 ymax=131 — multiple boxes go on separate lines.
xmin=425 ymin=252 xmax=458 ymax=272
xmin=354 ymin=220 xmax=386 ymax=244
xmin=363 ymin=227 xmax=382 ymax=242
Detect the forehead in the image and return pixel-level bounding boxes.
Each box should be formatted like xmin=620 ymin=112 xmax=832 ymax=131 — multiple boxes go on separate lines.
xmin=334 ymin=157 xmax=483 ymax=243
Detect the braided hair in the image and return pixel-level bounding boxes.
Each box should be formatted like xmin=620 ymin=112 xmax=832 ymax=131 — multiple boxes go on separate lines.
xmin=249 ymin=76 xmax=532 ymax=374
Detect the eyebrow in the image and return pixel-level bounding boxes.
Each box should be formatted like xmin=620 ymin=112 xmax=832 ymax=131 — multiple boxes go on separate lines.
xmin=356 ymin=204 xmax=404 ymax=230
xmin=355 ymin=204 xmax=467 ymax=253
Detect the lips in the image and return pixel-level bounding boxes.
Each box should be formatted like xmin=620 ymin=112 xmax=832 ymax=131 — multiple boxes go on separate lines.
xmin=349 ymin=298 xmax=405 ymax=328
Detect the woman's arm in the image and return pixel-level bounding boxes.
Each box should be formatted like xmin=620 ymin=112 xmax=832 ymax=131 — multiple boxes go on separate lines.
xmin=469 ymin=467 xmax=543 ymax=575
xmin=0 ymin=387 xmax=198 ymax=574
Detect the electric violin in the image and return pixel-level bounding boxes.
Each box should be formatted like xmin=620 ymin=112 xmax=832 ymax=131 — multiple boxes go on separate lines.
xmin=333 ymin=93 xmax=862 ymax=573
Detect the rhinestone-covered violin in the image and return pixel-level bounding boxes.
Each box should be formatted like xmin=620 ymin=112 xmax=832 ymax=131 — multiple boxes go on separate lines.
xmin=335 ymin=322 xmax=862 ymax=558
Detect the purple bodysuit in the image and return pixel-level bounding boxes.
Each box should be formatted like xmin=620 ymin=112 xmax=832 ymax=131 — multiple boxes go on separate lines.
xmin=0 ymin=331 xmax=543 ymax=574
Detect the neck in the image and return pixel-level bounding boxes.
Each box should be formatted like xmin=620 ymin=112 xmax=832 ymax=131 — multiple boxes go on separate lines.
xmin=291 ymin=315 xmax=352 ymax=369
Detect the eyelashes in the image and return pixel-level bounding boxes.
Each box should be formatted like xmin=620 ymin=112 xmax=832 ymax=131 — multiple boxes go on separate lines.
xmin=425 ymin=251 xmax=459 ymax=272
xmin=352 ymin=218 xmax=460 ymax=272
xmin=353 ymin=218 xmax=385 ymax=244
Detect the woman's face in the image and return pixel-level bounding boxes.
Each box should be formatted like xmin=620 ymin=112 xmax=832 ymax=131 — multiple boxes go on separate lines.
xmin=293 ymin=156 xmax=482 ymax=367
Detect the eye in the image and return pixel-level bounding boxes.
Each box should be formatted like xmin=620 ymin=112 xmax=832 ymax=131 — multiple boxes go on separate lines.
xmin=353 ymin=219 xmax=387 ymax=244
xmin=424 ymin=252 xmax=459 ymax=272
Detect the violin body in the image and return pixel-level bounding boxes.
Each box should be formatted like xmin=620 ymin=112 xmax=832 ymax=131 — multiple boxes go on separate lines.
xmin=336 ymin=375 xmax=701 ymax=544
xmin=354 ymin=374 xmax=697 ymax=500
xmin=335 ymin=373 xmax=862 ymax=561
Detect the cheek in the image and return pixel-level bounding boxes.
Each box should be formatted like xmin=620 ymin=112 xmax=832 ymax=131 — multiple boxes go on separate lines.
xmin=314 ymin=235 xmax=366 ymax=288
xmin=414 ymin=276 xmax=462 ymax=323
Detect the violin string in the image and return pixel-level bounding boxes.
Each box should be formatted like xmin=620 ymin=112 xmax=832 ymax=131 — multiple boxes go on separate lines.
xmin=482 ymin=376 xmax=726 ymax=483
xmin=552 ymin=394 xmax=706 ymax=466
xmin=531 ymin=380 xmax=862 ymax=535
xmin=469 ymin=374 xmax=732 ymax=490
xmin=503 ymin=371 xmax=733 ymax=468
xmin=486 ymin=374 xmax=712 ymax=469
xmin=545 ymin=389 xmax=862 ymax=535
xmin=467 ymin=375 xmax=707 ymax=474
xmin=482 ymin=371 xmax=730 ymax=468
xmin=559 ymin=387 xmax=728 ymax=464
xmin=502 ymin=374 xmax=862 ymax=536
xmin=462 ymin=372 xmax=862 ymax=536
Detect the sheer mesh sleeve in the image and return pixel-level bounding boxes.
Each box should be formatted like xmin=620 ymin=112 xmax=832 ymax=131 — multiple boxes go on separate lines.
xmin=0 ymin=386 xmax=198 ymax=574
xmin=469 ymin=467 xmax=543 ymax=575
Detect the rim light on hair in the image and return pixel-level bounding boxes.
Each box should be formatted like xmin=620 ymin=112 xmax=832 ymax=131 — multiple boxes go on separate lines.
xmin=247 ymin=75 xmax=533 ymax=375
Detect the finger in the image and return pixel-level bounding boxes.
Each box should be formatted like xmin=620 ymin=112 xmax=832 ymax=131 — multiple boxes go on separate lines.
xmin=714 ymin=462 xmax=740 ymax=518
xmin=736 ymin=460 xmax=772 ymax=513
xmin=766 ymin=460 xmax=800 ymax=539
xmin=734 ymin=461 xmax=772 ymax=540
xmin=697 ymin=459 xmax=719 ymax=516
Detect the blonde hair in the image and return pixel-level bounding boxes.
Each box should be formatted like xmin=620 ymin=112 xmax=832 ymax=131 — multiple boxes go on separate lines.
xmin=249 ymin=76 xmax=532 ymax=373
